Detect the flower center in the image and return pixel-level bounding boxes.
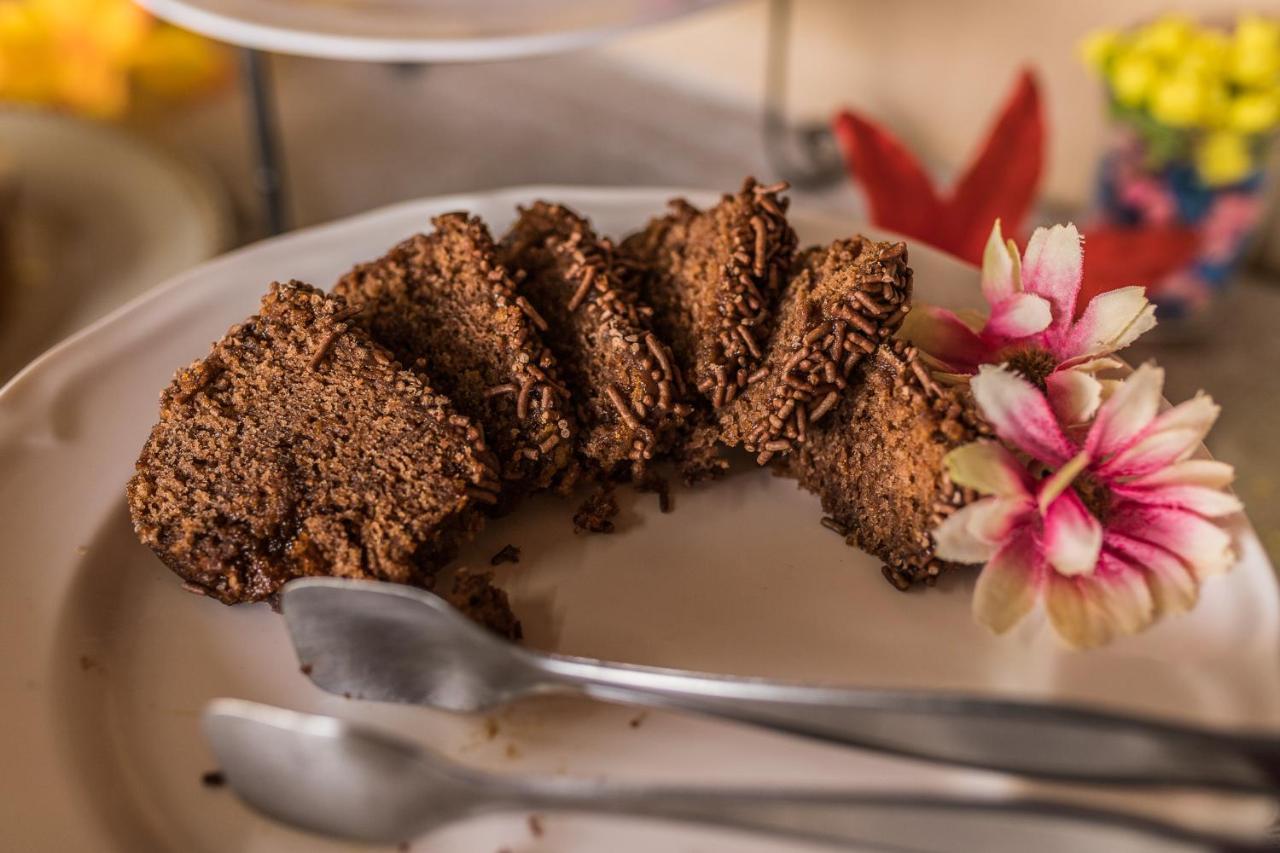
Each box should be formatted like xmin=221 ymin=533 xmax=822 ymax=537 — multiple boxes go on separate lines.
xmin=1073 ymin=473 xmax=1112 ymax=522
xmin=1004 ymin=347 xmax=1058 ymax=390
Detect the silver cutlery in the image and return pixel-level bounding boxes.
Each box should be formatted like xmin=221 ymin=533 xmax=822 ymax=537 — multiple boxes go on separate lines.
xmin=204 ymin=698 xmax=1268 ymax=852
xmin=281 ymin=577 xmax=1280 ymax=794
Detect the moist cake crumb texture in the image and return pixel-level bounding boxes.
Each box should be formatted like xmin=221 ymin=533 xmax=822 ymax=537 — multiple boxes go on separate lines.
xmin=788 ymin=339 xmax=989 ymax=589
xmin=334 ymin=213 xmax=576 ymax=502
xmin=443 ymin=568 xmax=523 ymax=640
xmin=500 ymin=201 xmax=686 ymax=481
xmin=717 ymin=236 xmax=912 ymax=463
xmin=621 ymin=177 xmax=797 ymax=481
xmin=127 ymin=280 xmax=495 ymax=606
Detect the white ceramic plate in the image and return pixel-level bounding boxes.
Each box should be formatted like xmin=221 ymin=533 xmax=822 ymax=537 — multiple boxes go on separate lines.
xmin=0 ymin=108 xmax=229 ymax=383
xmin=136 ymin=0 xmax=728 ymax=62
xmin=1 ymin=187 xmax=1276 ymax=853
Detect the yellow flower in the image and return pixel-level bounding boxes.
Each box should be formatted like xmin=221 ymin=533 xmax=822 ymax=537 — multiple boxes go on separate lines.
xmin=1080 ymin=29 xmax=1121 ymax=73
xmin=1197 ymin=130 xmax=1253 ymax=186
xmin=1229 ymin=90 xmax=1280 ymax=134
xmin=1133 ymin=15 xmax=1194 ymax=59
xmin=1201 ymin=83 xmax=1231 ymax=128
xmin=0 ymin=0 xmax=228 ymax=118
xmin=1150 ymin=73 xmax=1205 ymax=127
xmin=1230 ymin=15 xmax=1280 ymax=87
xmin=1111 ymin=53 xmax=1158 ymax=107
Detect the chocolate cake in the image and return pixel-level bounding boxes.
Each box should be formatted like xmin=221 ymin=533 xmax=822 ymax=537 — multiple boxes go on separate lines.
xmin=500 ymin=201 xmax=686 ymax=480
xmin=334 ymin=214 xmax=575 ymax=501
xmin=620 ymin=178 xmax=797 ymax=480
xmin=717 ymin=237 xmax=912 ymax=463
xmin=787 ymin=340 xmax=989 ymax=589
xmin=127 ymin=281 xmax=508 ymax=622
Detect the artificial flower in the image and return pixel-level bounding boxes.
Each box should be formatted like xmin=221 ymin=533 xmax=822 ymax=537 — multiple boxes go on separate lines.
xmin=934 ymin=363 xmax=1238 ymax=648
xmin=1196 ymin=130 xmax=1253 ymax=187
xmin=901 ymin=221 xmax=1157 ymax=425
xmin=0 ymin=0 xmax=227 ymax=118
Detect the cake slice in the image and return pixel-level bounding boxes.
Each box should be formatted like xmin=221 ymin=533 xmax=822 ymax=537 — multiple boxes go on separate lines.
xmin=499 ymin=201 xmax=687 ymax=480
xmin=620 ymin=178 xmax=796 ymax=480
xmin=717 ymin=237 xmax=912 ymax=463
xmin=334 ymin=213 xmax=576 ymax=500
xmin=127 ymin=281 xmax=516 ymax=633
xmin=787 ymin=340 xmax=989 ymax=590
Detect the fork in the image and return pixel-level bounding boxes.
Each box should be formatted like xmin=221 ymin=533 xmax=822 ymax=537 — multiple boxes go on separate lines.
xmin=281 ymin=577 xmax=1280 ymax=793
xmin=205 ymin=698 xmax=1271 ymax=852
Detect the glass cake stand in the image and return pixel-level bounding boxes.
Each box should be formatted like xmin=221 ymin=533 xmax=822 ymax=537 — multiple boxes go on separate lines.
xmin=134 ymin=0 xmax=733 ymax=234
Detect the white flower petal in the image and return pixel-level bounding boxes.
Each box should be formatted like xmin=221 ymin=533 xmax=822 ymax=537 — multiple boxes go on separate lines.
xmin=1042 ymin=490 xmax=1102 ymax=577
xmin=1064 ymin=286 xmax=1157 ymax=359
xmin=1106 ymin=532 xmax=1200 ymax=617
xmin=971 ymin=365 xmax=1075 ymax=466
xmin=1100 ymin=428 xmax=1204 ymax=480
xmin=1113 ymin=483 xmax=1243 ymax=518
xmin=1045 ymin=369 xmax=1102 ymax=426
xmin=1113 ymin=504 xmax=1236 ymax=581
xmin=984 ymin=293 xmax=1053 ymax=343
xmin=980 ymin=219 xmax=1021 ymax=304
xmin=1130 ymin=459 xmax=1235 ymax=489
xmin=1086 ymin=362 xmax=1164 ymax=461
xmin=945 ymin=441 xmax=1030 ymax=497
xmin=1021 ymin=223 xmax=1083 ymax=332
xmin=972 ymin=532 xmax=1042 ymax=635
xmin=1084 ymin=555 xmax=1155 ymax=637
xmin=936 ymin=494 xmax=1013 ymax=560
xmin=1046 ymin=574 xmax=1112 ymax=649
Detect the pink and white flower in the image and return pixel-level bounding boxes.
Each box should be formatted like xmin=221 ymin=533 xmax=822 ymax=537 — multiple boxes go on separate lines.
xmin=934 ymin=363 xmax=1238 ymax=649
xmin=902 ymin=221 xmax=1158 ymax=426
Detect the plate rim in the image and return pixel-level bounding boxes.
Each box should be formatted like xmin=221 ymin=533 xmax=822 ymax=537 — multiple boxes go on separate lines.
xmin=135 ymin=0 xmax=729 ymax=63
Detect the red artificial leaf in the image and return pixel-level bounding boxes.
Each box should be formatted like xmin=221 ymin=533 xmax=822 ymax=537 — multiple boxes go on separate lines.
xmin=832 ymin=110 xmax=942 ymax=241
xmin=833 ymin=68 xmax=1045 ymax=266
xmin=1079 ymin=225 xmax=1200 ymax=305
xmin=944 ymin=69 xmax=1044 ymax=264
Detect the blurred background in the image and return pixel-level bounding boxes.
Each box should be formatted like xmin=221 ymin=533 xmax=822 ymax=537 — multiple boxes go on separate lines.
xmin=1 ymin=0 xmax=1278 ymax=554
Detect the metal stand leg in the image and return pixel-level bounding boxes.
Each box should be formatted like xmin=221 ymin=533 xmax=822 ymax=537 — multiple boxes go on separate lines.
xmin=762 ymin=0 xmax=844 ymax=189
xmin=241 ymin=48 xmax=288 ymax=235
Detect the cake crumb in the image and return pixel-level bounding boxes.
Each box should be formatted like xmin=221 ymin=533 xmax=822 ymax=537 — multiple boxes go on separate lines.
xmin=299 ymin=663 xmax=313 ymax=676
xmin=505 ymin=742 xmax=522 ymax=760
xmin=527 ymin=814 xmax=544 ymax=838
xmin=637 ymin=475 xmax=672 ymax=513
xmin=483 ymin=717 xmax=500 ymax=740
xmin=396 ymin=842 xmax=410 ymax=852
xmin=75 ymin=545 xmax=88 ymax=556
xmin=820 ymin=516 xmax=849 ymax=536
xmin=201 ymin=770 xmax=225 ymax=788
xmin=573 ymin=487 xmax=618 ymax=534
xmin=629 ymin=711 xmax=649 ymax=729
xmin=78 ymin=654 xmax=98 ymax=672
xmin=489 ymin=544 xmax=521 ymax=566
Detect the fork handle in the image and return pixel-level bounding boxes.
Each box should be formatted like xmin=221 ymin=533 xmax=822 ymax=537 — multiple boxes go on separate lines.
xmin=507 ymin=783 xmax=1262 ymax=853
xmin=536 ymin=655 xmax=1280 ymax=794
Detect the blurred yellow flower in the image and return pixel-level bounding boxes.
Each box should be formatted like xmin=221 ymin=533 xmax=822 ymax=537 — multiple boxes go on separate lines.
xmin=1150 ymin=73 xmax=1204 ymax=127
xmin=1133 ymin=14 xmax=1193 ymax=59
xmin=1083 ymin=13 xmax=1280 ymax=140
xmin=1196 ymin=130 xmax=1252 ymax=186
xmin=0 ymin=0 xmax=228 ymax=118
xmin=1230 ymin=91 xmax=1280 ymax=134
xmin=1079 ymin=29 xmax=1121 ymax=73
xmin=1111 ymin=53 xmax=1158 ymax=108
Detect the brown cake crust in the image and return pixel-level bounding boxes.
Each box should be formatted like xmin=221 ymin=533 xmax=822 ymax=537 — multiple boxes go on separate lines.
xmin=127 ymin=280 xmax=498 ymax=607
xmin=717 ymin=237 xmax=912 ymax=463
xmin=334 ymin=213 xmax=575 ymax=499
xmin=620 ymin=178 xmax=796 ymax=480
xmin=499 ymin=201 xmax=687 ymax=480
xmin=787 ymin=340 xmax=989 ymax=589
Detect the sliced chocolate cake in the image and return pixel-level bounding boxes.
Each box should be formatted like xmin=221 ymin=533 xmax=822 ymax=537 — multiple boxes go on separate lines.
xmin=127 ymin=281 xmax=510 ymax=629
xmin=787 ymin=340 xmax=989 ymax=590
xmin=717 ymin=236 xmax=912 ymax=463
xmin=620 ymin=178 xmax=796 ymax=481
xmin=334 ymin=213 xmax=575 ymax=501
xmin=500 ymin=201 xmax=687 ymax=480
